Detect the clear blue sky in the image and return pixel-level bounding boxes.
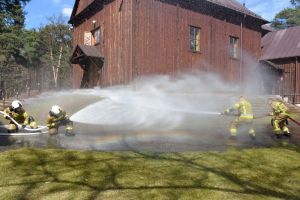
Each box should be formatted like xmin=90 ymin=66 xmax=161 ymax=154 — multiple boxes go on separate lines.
xmin=24 ymin=0 xmax=292 ymax=29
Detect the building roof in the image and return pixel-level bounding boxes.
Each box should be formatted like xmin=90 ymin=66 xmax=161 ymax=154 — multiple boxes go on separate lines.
xmin=71 ymin=44 xmax=104 ymax=65
xmin=261 ymin=26 xmax=300 ymax=60
xmin=79 ymin=44 xmax=104 ymax=58
xmin=260 ymin=60 xmax=283 ymax=70
xmin=261 ymin=24 xmax=276 ymax=32
xmin=69 ymin=0 xmax=267 ymax=24
xmin=206 ymin=0 xmax=265 ymax=21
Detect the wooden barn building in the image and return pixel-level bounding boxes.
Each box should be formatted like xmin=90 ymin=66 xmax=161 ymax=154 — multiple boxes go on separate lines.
xmin=261 ymin=26 xmax=300 ymax=104
xmin=69 ymin=0 xmax=267 ymax=88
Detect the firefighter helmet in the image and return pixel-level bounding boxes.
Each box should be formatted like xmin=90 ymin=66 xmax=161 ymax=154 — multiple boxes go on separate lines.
xmin=11 ymin=100 xmax=22 ymax=109
xmin=50 ymin=105 xmax=61 ymax=115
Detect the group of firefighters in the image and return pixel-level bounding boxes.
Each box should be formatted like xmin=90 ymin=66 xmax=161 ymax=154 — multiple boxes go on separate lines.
xmin=0 ymin=96 xmax=296 ymax=138
xmin=2 ymin=100 xmax=73 ymax=135
xmin=223 ymin=96 xmax=292 ymax=139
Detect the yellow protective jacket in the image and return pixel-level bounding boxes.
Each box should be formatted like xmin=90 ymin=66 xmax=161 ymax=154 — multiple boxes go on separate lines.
xmin=4 ymin=107 xmax=30 ymax=125
xmin=46 ymin=110 xmax=68 ymax=128
xmin=226 ymin=99 xmax=254 ymax=120
xmin=270 ymin=101 xmax=289 ymax=119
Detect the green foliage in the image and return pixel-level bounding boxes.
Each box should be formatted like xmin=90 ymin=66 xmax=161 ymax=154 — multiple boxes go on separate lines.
xmin=0 ymin=5 xmax=73 ymax=91
xmin=38 ymin=15 xmax=73 ymax=89
xmin=291 ymin=0 xmax=300 ymax=7
xmin=272 ymin=0 xmax=300 ymax=29
xmin=0 ymin=0 xmax=30 ymax=64
xmin=0 ymin=147 xmax=300 ymax=199
xmin=21 ymin=29 xmax=43 ymax=68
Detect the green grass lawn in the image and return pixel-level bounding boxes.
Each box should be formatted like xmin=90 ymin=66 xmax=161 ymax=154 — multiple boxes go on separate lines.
xmin=0 ymin=147 xmax=300 ymax=200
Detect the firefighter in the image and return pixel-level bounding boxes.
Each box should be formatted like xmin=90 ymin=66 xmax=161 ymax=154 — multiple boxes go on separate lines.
xmin=3 ymin=100 xmax=37 ymax=133
xmin=223 ymin=96 xmax=255 ymax=139
xmin=268 ymin=99 xmax=290 ymax=138
xmin=47 ymin=105 xmax=74 ymax=136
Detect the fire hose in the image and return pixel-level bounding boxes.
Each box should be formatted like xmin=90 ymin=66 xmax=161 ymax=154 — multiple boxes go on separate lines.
xmin=0 ymin=111 xmax=47 ymax=132
xmin=288 ymin=117 xmax=300 ymax=126
xmin=221 ymin=112 xmax=300 ymax=126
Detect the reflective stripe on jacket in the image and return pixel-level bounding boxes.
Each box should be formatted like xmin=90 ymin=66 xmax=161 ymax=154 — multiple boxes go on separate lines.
xmin=233 ymin=99 xmax=254 ymax=119
xmin=4 ymin=107 xmax=30 ymax=125
xmin=271 ymin=101 xmax=289 ymax=119
xmin=46 ymin=110 xmax=68 ymax=127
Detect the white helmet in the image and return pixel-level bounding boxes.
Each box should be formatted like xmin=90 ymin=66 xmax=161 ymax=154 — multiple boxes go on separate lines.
xmin=51 ymin=105 xmax=61 ymax=115
xmin=11 ymin=100 xmax=22 ymax=109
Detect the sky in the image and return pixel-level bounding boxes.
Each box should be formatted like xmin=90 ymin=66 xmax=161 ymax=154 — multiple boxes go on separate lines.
xmin=24 ymin=0 xmax=292 ymax=29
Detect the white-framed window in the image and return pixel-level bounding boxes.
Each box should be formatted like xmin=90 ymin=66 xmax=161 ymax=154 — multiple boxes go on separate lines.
xmin=92 ymin=28 xmax=101 ymax=45
xmin=84 ymin=31 xmax=92 ymax=46
xmin=229 ymin=36 xmax=239 ymax=59
xmin=189 ymin=26 xmax=201 ymax=52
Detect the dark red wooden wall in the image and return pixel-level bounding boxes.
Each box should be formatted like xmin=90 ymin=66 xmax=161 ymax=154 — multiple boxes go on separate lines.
xmin=72 ymin=0 xmax=263 ymax=88
xmin=271 ymin=58 xmax=300 ymax=103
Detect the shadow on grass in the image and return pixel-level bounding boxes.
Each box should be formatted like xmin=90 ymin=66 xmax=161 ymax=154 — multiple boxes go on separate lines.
xmin=0 ymin=121 xmax=14 ymax=147
xmin=0 ymin=141 xmax=300 ymax=199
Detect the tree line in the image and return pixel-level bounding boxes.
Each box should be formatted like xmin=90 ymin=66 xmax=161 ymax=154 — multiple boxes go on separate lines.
xmin=272 ymin=0 xmax=300 ymax=28
xmin=0 ymin=0 xmax=299 ymax=96
xmin=0 ymin=0 xmax=73 ymax=97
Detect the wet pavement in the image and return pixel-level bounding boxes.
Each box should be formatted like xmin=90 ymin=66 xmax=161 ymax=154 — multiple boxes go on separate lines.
xmin=1 ymin=114 xmax=299 ymax=152
xmin=0 ymin=90 xmax=299 ymax=152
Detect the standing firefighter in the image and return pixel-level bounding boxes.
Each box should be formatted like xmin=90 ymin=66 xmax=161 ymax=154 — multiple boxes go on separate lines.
xmin=47 ymin=105 xmax=74 ymax=136
xmin=3 ymin=100 xmax=37 ymax=133
xmin=268 ymin=99 xmax=290 ymax=138
xmin=223 ymin=96 xmax=255 ymax=139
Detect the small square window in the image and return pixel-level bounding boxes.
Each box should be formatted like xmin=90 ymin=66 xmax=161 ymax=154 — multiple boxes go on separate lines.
xmin=92 ymin=28 xmax=101 ymax=45
xmin=229 ymin=36 xmax=239 ymax=59
xmin=189 ymin=26 xmax=201 ymax=52
xmin=84 ymin=31 xmax=92 ymax=46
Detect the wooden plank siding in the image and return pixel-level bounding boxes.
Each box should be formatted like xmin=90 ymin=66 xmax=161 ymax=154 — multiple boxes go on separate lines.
xmin=71 ymin=0 xmax=264 ymax=87
xmin=72 ymin=0 xmax=133 ymax=87
xmin=133 ymin=0 xmax=262 ymax=84
xmin=270 ymin=58 xmax=300 ymax=103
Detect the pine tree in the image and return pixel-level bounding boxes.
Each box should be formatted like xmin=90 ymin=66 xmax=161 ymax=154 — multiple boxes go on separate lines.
xmin=272 ymin=0 xmax=300 ymax=29
xmin=0 ymin=0 xmax=30 ymax=92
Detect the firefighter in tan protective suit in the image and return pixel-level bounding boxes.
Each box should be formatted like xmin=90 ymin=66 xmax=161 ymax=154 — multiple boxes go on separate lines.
xmin=223 ymin=96 xmax=255 ymax=139
xmin=268 ymin=99 xmax=290 ymax=138
xmin=46 ymin=105 xmax=74 ymax=135
xmin=3 ymin=100 xmax=37 ymax=133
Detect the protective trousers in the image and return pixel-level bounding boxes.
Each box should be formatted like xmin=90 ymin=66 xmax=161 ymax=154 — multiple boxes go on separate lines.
xmin=230 ymin=118 xmax=255 ymax=137
xmin=48 ymin=119 xmax=73 ymax=135
xmin=273 ymin=118 xmax=289 ymax=135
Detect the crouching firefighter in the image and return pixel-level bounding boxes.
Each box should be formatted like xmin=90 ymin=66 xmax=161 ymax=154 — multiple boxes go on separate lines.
xmin=3 ymin=100 xmax=37 ymax=133
xmin=47 ymin=105 xmax=74 ymax=136
xmin=223 ymin=96 xmax=255 ymax=140
xmin=268 ymin=99 xmax=290 ymax=138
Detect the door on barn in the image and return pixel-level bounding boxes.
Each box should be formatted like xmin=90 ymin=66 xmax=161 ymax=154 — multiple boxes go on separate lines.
xmin=71 ymin=44 xmax=104 ymax=88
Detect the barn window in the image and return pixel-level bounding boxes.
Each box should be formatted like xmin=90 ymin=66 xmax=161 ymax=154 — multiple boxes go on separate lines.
xmin=229 ymin=36 xmax=239 ymax=59
xmin=92 ymin=28 xmax=101 ymax=45
xmin=84 ymin=31 xmax=92 ymax=46
xmin=189 ymin=26 xmax=201 ymax=52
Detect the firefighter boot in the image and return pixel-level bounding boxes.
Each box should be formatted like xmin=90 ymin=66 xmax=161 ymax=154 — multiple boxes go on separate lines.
xmin=49 ymin=128 xmax=58 ymax=135
xmin=65 ymin=126 xmax=74 ymax=136
xmin=282 ymin=126 xmax=290 ymax=137
xmin=249 ymin=129 xmax=256 ymax=140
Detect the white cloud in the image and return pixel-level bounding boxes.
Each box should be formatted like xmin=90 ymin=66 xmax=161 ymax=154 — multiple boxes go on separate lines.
xmin=62 ymin=7 xmax=72 ymax=17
